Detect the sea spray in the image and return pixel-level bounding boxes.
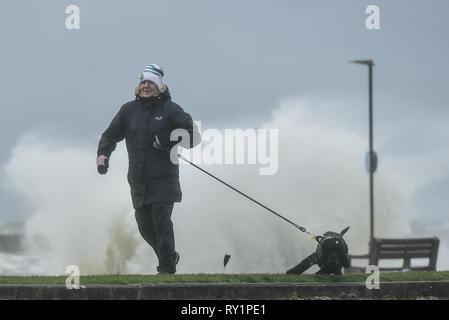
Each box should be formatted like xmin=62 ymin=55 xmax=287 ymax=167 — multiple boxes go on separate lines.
xmin=3 ymin=135 xmax=139 ymax=275
xmin=2 ymin=97 xmax=412 ymax=275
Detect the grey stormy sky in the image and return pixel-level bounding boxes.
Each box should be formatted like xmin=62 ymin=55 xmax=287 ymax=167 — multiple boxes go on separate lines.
xmin=0 ymin=0 xmax=448 ymax=225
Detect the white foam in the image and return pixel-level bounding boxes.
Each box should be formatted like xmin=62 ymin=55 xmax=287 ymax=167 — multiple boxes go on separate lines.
xmin=1 ymin=97 xmax=418 ymax=275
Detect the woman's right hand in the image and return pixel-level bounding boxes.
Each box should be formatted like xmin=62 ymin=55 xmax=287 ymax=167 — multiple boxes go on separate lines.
xmin=97 ymin=155 xmax=109 ymax=174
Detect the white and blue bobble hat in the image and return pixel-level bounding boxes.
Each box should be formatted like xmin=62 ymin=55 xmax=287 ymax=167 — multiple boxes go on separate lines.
xmin=139 ymin=64 xmax=165 ymax=91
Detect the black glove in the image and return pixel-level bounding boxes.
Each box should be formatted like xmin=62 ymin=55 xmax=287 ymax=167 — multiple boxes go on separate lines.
xmin=97 ymin=156 xmax=109 ymax=174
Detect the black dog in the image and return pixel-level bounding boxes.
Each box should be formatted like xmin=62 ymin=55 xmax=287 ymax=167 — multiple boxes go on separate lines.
xmin=286 ymin=227 xmax=350 ymax=275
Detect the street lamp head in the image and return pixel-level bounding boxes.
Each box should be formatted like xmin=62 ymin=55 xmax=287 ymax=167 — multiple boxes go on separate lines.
xmin=350 ymin=59 xmax=374 ymax=66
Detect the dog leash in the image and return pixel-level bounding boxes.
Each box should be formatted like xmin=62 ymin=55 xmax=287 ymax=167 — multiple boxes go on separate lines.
xmin=175 ymin=152 xmax=322 ymax=241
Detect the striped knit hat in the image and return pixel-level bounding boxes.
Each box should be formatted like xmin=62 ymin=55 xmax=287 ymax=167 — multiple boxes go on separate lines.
xmin=139 ymin=64 xmax=165 ymax=91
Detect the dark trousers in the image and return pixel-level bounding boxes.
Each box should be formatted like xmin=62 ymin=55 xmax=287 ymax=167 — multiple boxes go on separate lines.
xmin=135 ymin=202 xmax=177 ymax=273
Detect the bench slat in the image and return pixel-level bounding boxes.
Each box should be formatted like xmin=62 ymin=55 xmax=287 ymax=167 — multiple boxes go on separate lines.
xmin=378 ymin=246 xmax=433 ymax=252
xmin=378 ymin=266 xmax=432 ymax=271
xmin=379 ymin=243 xmax=434 ymax=248
xmin=378 ymin=251 xmax=432 ymax=259
xmin=376 ymin=238 xmax=438 ymax=245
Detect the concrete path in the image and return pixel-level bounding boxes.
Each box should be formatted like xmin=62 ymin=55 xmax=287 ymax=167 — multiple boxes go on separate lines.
xmin=1 ymin=281 xmax=448 ymax=299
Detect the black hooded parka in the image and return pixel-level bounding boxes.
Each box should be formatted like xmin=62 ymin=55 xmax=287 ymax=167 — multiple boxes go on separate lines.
xmin=97 ymin=88 xmax=199 ymax=208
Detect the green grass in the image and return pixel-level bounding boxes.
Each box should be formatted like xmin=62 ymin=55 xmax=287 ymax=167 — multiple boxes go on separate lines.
xmin=0 ymin=271 xmax=448 ymax=285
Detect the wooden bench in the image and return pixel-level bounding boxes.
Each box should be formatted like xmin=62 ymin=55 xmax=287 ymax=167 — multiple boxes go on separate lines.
xmin=344 ymin=237 xmax=440 ymax=273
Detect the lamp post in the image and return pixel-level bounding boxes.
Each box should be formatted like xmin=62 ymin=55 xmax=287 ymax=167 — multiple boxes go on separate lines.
xmin=350 ymin=59 xmax=376 ymax=244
